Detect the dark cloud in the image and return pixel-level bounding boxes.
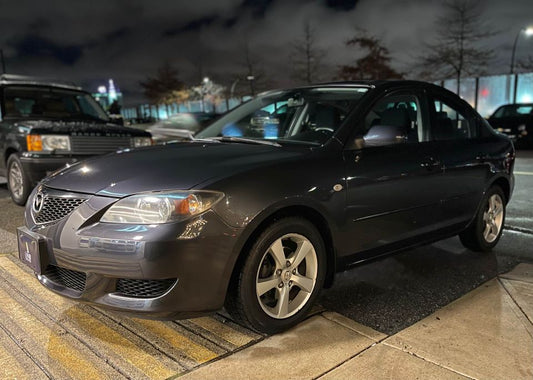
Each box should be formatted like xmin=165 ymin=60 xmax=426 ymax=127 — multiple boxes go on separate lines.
xmin=0 ymin=0 xmax=532 ymax=105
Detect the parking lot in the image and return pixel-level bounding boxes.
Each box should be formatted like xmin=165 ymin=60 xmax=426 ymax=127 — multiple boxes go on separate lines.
xmin=0 ymin=151 xmax=532 ymax=378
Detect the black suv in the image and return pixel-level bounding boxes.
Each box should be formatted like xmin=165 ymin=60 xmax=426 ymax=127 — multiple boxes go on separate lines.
xmin=0 ymin=74 xmax=151 ymax=204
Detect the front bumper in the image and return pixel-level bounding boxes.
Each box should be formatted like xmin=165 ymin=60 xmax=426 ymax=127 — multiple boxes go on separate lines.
xmin=20 ymin=153 xmax=85 ymax=185
xmin=22 ymin=188 xmax=243 ymax=319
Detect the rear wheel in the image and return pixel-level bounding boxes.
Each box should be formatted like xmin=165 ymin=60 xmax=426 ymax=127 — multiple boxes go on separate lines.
xmin=459 ymin=186 xmax=505 ymax=252
xmin=7 ymin=154 xmax=31 ymax=205
xmin=225 ymin=217 xmax=326 ymax=334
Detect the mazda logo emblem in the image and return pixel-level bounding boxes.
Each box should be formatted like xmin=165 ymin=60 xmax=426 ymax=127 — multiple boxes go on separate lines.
xmin=33 ymin=192 xmax=44 ymax=213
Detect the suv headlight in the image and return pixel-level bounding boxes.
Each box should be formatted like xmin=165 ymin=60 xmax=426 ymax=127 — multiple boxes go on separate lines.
xmin=27 ymin=135 xmax=71 ymax=152
xmin=132 ymin=137 xmax=152 ymax=147
xmin=101 ymin=191 xmax=224 ymax=224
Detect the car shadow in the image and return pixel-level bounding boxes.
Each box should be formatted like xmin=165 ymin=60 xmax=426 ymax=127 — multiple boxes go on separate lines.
xmin=319 ymin=236 xmax=500 ymax=335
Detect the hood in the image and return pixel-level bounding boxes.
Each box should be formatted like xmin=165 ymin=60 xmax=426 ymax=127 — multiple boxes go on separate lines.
xmin=42 ymin=142 xmax=308 ymax=197
xmin=17 ymin=119 xmax=149 ymax=137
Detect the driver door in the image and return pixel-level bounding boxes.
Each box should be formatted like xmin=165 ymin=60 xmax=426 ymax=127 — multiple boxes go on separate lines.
xmin=339 ymin=90 xmax=445 ymax=261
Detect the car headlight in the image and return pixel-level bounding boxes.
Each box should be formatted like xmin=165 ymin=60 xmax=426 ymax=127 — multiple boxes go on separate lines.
xmin=100 ymin=191 xmax=224 ymax=224
xmin=27 ymin=135 xmax=71 ymax=152
xmin=132 ymin=137 xmax=152 ymax=147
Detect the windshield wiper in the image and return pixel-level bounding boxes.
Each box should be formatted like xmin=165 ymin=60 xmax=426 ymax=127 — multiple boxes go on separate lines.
xmin=206 ymin=136 xmax=282 ymax=147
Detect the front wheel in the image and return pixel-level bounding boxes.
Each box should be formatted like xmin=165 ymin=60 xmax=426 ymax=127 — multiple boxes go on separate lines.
xmin=460 ymin=186 xmax=506 ymax=252
xmin=225 ymin=217 xmax=326 ymax=334
xmin=7 ymin=154 xmax=31 ymax=206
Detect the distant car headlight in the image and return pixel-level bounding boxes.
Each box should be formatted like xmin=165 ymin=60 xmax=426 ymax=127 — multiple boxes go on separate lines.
xmin=518 ymin=124 xmax=526 ymax=131
xmin=132 ymin=137 xmax=152 ymax=147
xmin=100 ymin=191 xmax=224 ymax=224
xmin=26 ymin=135 xmax=71 ymax=152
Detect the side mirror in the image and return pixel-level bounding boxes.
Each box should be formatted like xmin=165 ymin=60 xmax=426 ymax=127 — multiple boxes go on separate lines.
xmin=362 ymin=124 xmax=407 ymax=147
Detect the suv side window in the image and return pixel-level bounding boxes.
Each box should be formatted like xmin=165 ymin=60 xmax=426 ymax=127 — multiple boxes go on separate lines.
xmin=430 ymin=96 xmax=477 ymax=140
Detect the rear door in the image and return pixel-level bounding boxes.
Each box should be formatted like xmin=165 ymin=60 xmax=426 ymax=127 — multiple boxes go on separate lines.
xmin=427 ymin=89 xmax=490 ymax=227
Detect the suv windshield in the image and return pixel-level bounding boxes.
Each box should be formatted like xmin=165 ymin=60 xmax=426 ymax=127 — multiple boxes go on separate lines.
xmin=3 ymin=86 xmax=109 ymax=122
xmin=196 ymin=87 xmax=369 ymax=145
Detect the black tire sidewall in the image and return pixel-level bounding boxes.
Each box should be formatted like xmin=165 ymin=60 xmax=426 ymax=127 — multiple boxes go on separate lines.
xmin=7 ymin=154 xmax=30 ymax=205
xmin=239 ymin=218 xmax=326 ymax=334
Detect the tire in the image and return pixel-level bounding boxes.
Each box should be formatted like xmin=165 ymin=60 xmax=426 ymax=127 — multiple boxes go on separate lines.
xmin=7 ymin=154 xmax=31 ymax=206
xmin=459 ymin=186 xmax=506 ymax=252
xmin=225 ymin=217 xmax=326 ymax=334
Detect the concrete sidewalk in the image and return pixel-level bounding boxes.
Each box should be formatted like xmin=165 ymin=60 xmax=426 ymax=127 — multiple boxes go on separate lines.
xmin=180 ymin=263 xmax=533 ymax=380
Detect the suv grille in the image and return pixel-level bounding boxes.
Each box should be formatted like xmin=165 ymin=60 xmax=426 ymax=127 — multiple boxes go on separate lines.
xmin=43 ymin=265 xmax=87 ymax=292
xmin=34 ymin=196 xmax=86 ymax=224
xmin=115 ymin=278 xmax=176 ymax=298
xmin=70 ymin=136 xmax=132 ymax=154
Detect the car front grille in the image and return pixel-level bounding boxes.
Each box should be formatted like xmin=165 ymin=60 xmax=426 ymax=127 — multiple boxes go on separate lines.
xmin=70 ymin=136 xmax=132 ymax=154
xmin=43 ymin=265 xmax=87 ymax=292
xmin=115 ymin=278 xmax=177 ymax=298
xmin=34 ymin=195 xmax=87 ymax=224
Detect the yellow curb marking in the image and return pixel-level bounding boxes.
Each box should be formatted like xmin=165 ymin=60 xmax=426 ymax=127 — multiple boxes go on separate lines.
xmin=0 ymin=339 xmax=32 ymax=380
xmin=0 ymin=257 xmax=176 ymax=379
xmin=515 ymin=171 xmax=533 ymax=176
xmin=189 ymin=317 xmax=257 ymax=347
xmin=64 ymin=308 xmax=177 ymax=379
xmin=0 ymin=288 xmax=105 ymax=379
xmin=133 ymin=319 xmax=218 ymax=363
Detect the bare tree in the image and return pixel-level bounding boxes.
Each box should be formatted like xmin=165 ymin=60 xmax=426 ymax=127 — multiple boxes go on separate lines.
xmin=338 ymin=30 xmax=403 ymax=80
xmin=418 ymin=0 xmax=496 ymax=93
xmin=289 ymin=21 xmax=326 ymax=84
xmin=518 ymin=56 xmax=533 ymax=72
xmin=232 ymin=41 xmax=269 ymax=97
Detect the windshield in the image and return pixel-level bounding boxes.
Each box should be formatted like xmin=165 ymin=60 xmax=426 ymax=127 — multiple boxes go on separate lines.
xmin=493 ymin=104 xmax=533 ymax=118
xmin=196 ymin=87 xmax=369 ymax=145
xmin=2 ymin=86 xmax=110 ymax=122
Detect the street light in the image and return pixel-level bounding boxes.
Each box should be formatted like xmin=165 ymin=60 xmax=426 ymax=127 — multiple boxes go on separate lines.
xmin=510 ymin=26 xmax=533 ymax=74
xmin=246 ymin=75 xmax=255 ymax=97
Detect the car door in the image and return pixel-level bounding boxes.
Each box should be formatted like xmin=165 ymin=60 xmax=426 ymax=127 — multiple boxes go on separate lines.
xmin=427 ymin=89 xmax=491 ymax=226
xmin=339 ymin=89 xmax=445 ymax=262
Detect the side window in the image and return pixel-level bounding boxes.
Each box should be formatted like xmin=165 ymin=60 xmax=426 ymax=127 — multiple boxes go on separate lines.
xmin=431 ymin=97 xmax=477 ymax=140
xmin=362 ymin=93 xmax=424 ymax=144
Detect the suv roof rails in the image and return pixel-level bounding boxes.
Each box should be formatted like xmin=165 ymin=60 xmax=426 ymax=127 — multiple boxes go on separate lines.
xmin=0 ymin=74 xmax=82 ymax=90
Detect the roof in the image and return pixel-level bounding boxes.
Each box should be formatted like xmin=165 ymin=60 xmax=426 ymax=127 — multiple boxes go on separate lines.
xmin=0 ymin=74 xmax=82 ymax=90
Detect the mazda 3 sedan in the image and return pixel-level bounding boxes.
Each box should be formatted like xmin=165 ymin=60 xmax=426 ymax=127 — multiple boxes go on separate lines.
xmin=17 ymin=81 xmax=514 ymax=334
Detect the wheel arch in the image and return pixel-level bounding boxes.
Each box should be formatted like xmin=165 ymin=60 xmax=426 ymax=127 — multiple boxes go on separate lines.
xmin=228 ymin=204 xmax=337 ymax=298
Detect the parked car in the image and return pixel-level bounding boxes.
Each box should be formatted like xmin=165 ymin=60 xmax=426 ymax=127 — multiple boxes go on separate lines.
xmin=487 ymin=103 xmax=533 ymax=148
xmin=0 ymin=74 xmax=152 ymax=204
xmin=148 ymin=112 xmax=217 ymax=143
xmin=17 ymin=81 xmax=514 ymax=334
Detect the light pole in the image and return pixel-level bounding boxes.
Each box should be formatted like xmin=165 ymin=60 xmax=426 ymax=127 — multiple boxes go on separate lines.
xmin=510 ymin=26 xmax=533 ymax=74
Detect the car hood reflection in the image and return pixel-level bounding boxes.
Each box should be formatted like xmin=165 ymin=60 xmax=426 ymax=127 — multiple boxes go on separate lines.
xmin=42 ymin=142 xmax=307 ymax=196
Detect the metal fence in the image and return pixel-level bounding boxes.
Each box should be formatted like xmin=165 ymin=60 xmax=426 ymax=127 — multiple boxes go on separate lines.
xmin=122 ymin=72 xmax=533 ymax=121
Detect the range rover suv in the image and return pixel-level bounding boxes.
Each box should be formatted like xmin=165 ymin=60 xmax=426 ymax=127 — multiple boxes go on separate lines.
xmin=0 ymin=74 xmax=152 ymax=204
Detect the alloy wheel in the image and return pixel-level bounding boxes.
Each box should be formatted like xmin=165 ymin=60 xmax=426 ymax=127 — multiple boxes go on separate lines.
xmin=255 ymin=233 xmax=318 ymax=319
xmin=8 ymin=160 xmax=24 ymax=199
xmin=483 ymin=193 xmax=504 ymax=243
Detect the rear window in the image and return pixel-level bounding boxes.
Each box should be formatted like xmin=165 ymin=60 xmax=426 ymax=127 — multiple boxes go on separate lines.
xmin=493 ymin=105 xmax=533 ymax=118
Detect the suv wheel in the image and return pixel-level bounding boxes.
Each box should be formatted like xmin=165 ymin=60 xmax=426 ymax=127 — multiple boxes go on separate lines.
xmin=225 ymin=217 xmax=326 ymax=334
xmin=7 ymin=154 xmax=31 ymax=205
xmin=460 ymin=186 xmax=505 ymax=252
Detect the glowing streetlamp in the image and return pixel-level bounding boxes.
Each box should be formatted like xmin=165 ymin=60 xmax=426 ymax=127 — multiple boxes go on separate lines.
xmin=510 ymin=26 xmax=533 ymax=74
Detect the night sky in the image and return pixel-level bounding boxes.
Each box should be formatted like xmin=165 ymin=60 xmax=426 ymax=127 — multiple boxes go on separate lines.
xmin=1 ymin=0 xmax=532 ymax=105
